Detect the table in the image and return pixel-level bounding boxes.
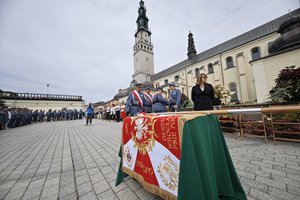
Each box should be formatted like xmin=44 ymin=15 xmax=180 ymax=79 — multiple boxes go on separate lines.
xmin=116 ymin=114 xmax=247 ymax=200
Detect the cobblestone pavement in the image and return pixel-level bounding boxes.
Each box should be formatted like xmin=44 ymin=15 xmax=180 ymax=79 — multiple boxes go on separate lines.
xmin=0 ymin=120 xmax=299 ymax=200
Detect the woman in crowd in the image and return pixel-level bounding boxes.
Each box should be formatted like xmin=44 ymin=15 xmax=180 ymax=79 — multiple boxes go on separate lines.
xmin=191 ymin=73 xmax=214 ymax=111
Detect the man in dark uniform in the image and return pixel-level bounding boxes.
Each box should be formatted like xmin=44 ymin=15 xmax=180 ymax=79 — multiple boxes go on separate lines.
xmin=46 ymin=109 xmax=51 ymax=122
xmin=79 ymin=109 xmax=83 ymax=119
xmin=33 ymin=110 xmax=38 ymax=123
xmin=125 ymin=83 xmax=145 ymax=116
xmin=168 ymin=83 xmax=181 ymax=112
xmin=143 ymin=87 xmax=153 ymax=113
xmin=39 ymin=110 xmax=44 ymax=122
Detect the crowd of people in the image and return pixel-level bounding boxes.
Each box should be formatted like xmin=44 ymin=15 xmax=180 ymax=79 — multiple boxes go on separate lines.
xmin=97 ymin=103 xmax=125 ymax=122
xmin=1 ymin=73 xmax=215 ymax=128
xmin=0 ymin=107 xmax=85 ymax=130
xmin=124 ymin=73 xmax=215 ymax=117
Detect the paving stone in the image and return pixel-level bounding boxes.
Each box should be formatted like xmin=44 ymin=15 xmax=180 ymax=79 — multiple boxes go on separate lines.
xmin=22 ymin=187 xmax=43 ymax=200
xmin=59 ymin=184 xmax=76 ymax=198
xmin=90 ymin=173 xmax=105 ymax=184
xmin=94 ymin=180 xmax=110 ymax=194
xmin=41 ymin=185 xmax=59 ymax=199
xmin=76 ymin=175 xmax=90 ymax=185
xmin=3 ymin=188 xmax=26 ymax=200
xmin=272 ymin=174 xmax=300 ymax=187
xmin=244 ymin=167 xmax=271 ymax=178
xmin=97 ymin=189 xmax=117 ymax=200
xmin=268 ymin=187 xmax=300 ymax=200
xmin=10 ymin=179 xmax=31 ymax=191
xmin=60 ymin=192 xmax=77 ymax=200
xmin=125 ymin=178 xmax=142 ymax=191
xmin=101 ymin=166 xmax=114 ymax=174
xmin=110 ymin=181 xmax=127 ymax=193
xmin=77 ymin=181 xmax=93 ymax=196
xmin=135 ymin=186 xmax=158 ymax=200
xmin=0 ymin=181 xmax=16 ymax=192
xmin=1 ymin=120 xmax=300 ymax=200
xmin=104 ymin=171 xmax=117 ymax=183
xmin=78 ymin=191 xmax=97 ymax=200
xmin=240 ymin=177 xmax=268 ymax=193
xmin=0 ymin=189 xmax=8 ymax=199
xmin=117 ymin=188 xmax=139 ymax=200
xmin=287 ymin=184 xmax=300 ymax=196
xmin=249 ymin=188 xmax=280 ymax=200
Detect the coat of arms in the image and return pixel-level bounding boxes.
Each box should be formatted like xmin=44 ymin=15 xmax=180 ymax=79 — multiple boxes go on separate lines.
xmin=131 ymin=116 xmax=157 ymax=154
xmin=124 ymin=146 xmax=134 ymax=167
xmin=157 ymin=155 xmax=179 ymax=191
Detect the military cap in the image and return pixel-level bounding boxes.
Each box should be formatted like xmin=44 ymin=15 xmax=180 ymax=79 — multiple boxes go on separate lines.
xmin=157 ymin=86 xmax=164 ymax=91
xmin=134 ymin=82 xmax=142 ymax=87
xmin=144 ymin=87 xmax=151 ymax=90
xmin=168 ymin=82 xmax=176 ymax=87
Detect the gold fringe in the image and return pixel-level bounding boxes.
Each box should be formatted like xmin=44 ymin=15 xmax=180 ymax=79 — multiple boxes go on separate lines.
xmin=121 ymin=114 xmax=206 ymax=200
xmin=122 ymin=167 xmax=177 ymax=200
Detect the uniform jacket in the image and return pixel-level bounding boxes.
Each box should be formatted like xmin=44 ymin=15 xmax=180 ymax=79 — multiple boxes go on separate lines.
xmin=152 ymin=93 xmax=169 ymax=113
xmin=143 ymin=92 xmax=153 ymax=113
xmin=169 ymin=89 xmax=181 ymax=111
xmin=125 ymin=90 xmax=145 ymax=115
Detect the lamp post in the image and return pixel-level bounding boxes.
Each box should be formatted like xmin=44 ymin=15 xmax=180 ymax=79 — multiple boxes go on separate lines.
xmin=47 ymin=84 xmax=49 ymax=96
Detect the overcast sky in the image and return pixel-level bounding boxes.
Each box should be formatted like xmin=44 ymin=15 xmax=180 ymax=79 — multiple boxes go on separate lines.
xmin=0 ymin=0 xmax=299 ymax=103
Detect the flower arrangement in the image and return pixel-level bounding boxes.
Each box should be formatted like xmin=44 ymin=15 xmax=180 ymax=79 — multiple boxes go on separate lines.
xmin=214 ymin=84 xmax=231 ymax=104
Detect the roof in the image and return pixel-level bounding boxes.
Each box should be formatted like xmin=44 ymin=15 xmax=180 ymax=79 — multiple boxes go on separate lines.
xmin=151 ymin=8 xmax=300 ymax=81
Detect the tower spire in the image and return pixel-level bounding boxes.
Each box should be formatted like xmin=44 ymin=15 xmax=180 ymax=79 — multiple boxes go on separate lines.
xmin=135 ymin=0 xmax=151 ymax=36
xmin=132 ymin=0 xmax=154 ymax=83
xmin=187 ymin=31 xmax=197 ymax=59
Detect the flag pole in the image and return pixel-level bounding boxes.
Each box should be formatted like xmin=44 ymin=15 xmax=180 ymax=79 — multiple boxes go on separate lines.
xmin=154 ymin=105 xmax=300 ymax=116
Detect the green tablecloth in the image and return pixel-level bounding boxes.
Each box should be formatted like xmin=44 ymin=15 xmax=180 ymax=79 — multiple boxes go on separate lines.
xmin=116 ymin=115 xmax=247 ymax=200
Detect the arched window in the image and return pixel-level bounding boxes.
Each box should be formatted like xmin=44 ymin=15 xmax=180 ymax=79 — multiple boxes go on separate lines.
xmin=207 ymin=63 xmax=214 ymax=74
xmin=251 ymin=47 xmax=261 ymax=60
xmin=174 ymin=75 xmax=179 ymax=82
xmin=164 ymin=79 xmax=168 ymax=85
xmin=228 ymin=82 xmax=238 ymax=102
xmin=195 ymin=68 xmax=200 ymax=78
xmin=226 ymin=57 xmax=234 ymax=68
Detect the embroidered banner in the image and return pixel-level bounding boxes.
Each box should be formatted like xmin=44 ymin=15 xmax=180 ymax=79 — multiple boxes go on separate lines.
xmin=122 ymin=114 xmax=183 ymax=199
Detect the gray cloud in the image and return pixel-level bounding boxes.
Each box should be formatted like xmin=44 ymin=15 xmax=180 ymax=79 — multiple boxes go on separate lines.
xmin=0 ymin=0 xmax=298 ymax=103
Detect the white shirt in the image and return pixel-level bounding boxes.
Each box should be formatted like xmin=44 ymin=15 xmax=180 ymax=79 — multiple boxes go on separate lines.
xmin=8 ymin=111 xmax=12 ymax=119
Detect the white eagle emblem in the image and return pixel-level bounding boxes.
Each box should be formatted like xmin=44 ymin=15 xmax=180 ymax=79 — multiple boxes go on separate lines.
xmin=135 ymin=118 xmax=148 ymax=140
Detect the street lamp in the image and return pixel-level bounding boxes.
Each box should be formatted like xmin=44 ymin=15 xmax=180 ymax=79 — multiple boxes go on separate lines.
xmin=47 ymin=84 xmax=49 ymax=95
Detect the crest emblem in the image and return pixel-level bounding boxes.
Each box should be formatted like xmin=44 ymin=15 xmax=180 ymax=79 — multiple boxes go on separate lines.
xmin=131 ymin=116 xmax=157 ymax=154
xmin=124 ymin=146 xmax=134 ymax=167
xmin=157 ymin=156 xmax=179 ymax=191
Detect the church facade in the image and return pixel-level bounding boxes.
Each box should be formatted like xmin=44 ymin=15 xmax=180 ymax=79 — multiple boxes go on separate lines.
xmin=112 ymin=1 xmax=300 ymax=105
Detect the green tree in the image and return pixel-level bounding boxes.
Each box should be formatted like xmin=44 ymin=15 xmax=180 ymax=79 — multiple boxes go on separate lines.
xmin=269 ymin=66 xmax=300 ymax=103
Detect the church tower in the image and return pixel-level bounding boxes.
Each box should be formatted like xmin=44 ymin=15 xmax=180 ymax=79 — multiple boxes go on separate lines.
xmin=187 ymin=31 xmax=197 ymax=59
xmin=132 ymin=0 xmax=154 ymax=83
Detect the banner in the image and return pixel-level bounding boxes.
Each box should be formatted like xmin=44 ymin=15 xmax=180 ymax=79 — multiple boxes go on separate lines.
xmin=118 ymin=114 xmax=247 ymax=200
xmin=122 ymin=114 xmax=183 ymax=199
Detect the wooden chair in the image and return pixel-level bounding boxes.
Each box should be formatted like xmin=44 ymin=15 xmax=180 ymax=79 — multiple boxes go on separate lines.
xmin=270 ymin=113 xmax=300 ymax=144
xmin=218 ymin=114 xmax=239 ymax=137
xmin=239 ymin=113 xmax=268 ymax=142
